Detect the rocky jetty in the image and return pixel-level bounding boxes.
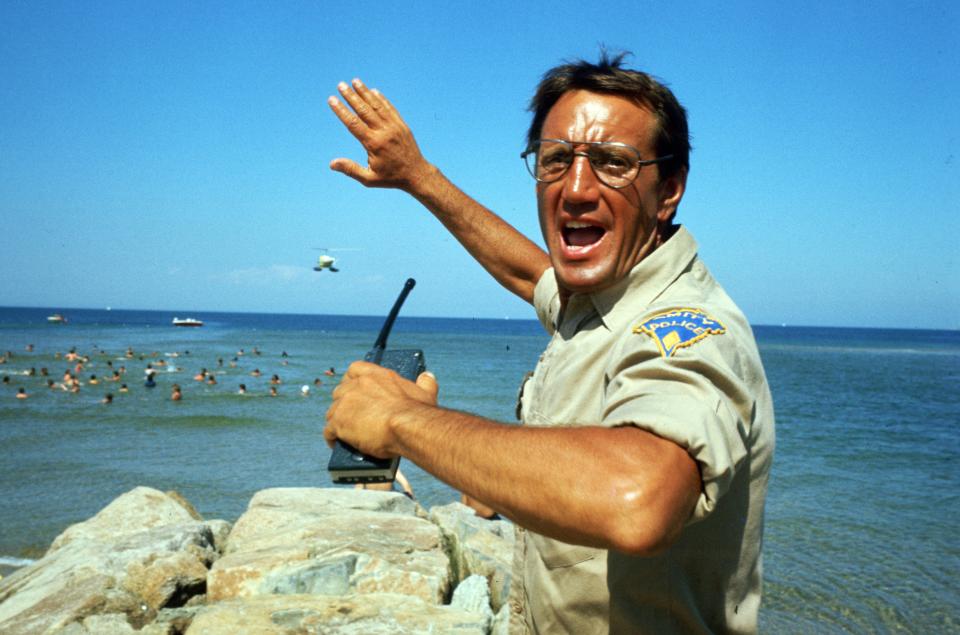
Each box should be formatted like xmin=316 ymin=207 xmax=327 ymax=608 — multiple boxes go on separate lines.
xmin=0 ymin=487 xmax=515 ymax=634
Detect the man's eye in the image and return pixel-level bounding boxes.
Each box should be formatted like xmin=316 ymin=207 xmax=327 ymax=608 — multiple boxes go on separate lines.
xmin=540 ymin=150 xmax=571 ymax=169
xmin=594 ymin=151 xmax=632 ymax=171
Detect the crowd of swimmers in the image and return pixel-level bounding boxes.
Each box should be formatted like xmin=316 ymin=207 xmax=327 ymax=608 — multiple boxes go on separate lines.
xmin=1 ymin=344 xmax=337 ymax=403
xmin=3 ymin=345 xmax=509 ymax=516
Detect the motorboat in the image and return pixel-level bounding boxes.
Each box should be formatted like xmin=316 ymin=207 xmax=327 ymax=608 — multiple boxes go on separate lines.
xmin=47 ymin=313 xmax=68 ymax=324
xmin=172 ymin=317 xmax=204 ymax=327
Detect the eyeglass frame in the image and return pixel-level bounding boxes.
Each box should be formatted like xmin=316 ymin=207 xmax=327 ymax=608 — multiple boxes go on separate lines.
xmin=520 ymin=138 xmax=674 ymax=189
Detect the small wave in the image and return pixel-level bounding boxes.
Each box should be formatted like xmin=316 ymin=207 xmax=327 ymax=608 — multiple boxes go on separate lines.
xmin=762 ymin=343 xmax=960 ymax=356
xmin=0 ymin=556 xmax=36 ymax=567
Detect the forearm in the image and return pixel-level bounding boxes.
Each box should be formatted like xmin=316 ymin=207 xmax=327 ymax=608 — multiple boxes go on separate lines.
xmin=406 ymin=164 xmax=550 ymax=303
xmin=390 ymin=403 xmax=698 ymax=554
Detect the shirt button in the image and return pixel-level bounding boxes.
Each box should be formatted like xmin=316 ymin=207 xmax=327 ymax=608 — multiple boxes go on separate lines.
xmin=511 ymin=600 xmax=523 ymax=614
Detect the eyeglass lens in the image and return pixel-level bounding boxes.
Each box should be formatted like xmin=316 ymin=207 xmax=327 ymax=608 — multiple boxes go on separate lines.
xmin=526 ymin=140 xmax=641 ymax=187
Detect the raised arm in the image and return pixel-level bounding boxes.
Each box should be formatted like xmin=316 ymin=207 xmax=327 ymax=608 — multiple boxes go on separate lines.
xmin=328 ymin=79 xmax=550 ymax=304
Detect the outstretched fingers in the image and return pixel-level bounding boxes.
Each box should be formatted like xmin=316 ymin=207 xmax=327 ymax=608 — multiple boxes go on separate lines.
xmin=337 ymin=79 xmax=384 ymax=129
xmin=328 ymin=90 xmax=367 ymax=137
xmin=328 ymin=79 xmax=426 ymax=191
xmin=368 ymin=87 xmax=401 ymax=123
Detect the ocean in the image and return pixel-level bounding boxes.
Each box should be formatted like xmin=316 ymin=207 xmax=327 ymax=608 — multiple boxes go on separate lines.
xmin=1 ymin=306 xmax=957 ymax=632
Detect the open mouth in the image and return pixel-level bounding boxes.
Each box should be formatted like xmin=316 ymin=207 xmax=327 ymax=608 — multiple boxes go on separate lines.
xmin=562 ymin=221 xmax=606 ymax=252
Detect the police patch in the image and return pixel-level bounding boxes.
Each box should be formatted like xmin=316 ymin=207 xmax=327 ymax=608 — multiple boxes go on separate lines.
xmin=633 ymin=309 xmax=726 ymax=357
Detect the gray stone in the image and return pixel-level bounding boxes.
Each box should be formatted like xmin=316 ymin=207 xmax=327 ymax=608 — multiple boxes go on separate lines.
xmin=491 ymin=601 xmax=512 ymax=635
xmin=451 ymin=574 xmax=494 ymax=631
xmin=185 ymin=593 xmax=489 ymax=634
xmin=47 ymin=486 xmax=201 ymax=554
xmin=0 ymin=487 xmax=220 ymax=635
xmin=79 ymin=613 xmax=138 ymax=634
xmin=204 ymin=519 xmax=233 ymax=555
xmin=430 ymin=502 xmax=515 ymax=611
xmin=208 ymin=488 xmax=452 ymax=604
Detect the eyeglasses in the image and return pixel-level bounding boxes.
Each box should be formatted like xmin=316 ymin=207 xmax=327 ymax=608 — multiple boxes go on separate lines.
xmin=521 ymin=139 xmax=674 ymax=189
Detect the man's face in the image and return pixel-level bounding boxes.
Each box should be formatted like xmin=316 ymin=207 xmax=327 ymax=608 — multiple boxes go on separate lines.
xmin=536 ymin=90 xmax=685 ymax=296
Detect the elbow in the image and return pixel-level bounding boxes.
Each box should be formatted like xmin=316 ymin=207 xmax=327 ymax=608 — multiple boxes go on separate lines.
xmin=604 ymin=479 xmax=688 ymax=557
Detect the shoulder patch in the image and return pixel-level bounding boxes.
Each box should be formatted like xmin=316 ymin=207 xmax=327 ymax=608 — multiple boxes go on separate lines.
xmin=632 ymin=309 xmax=726 ymax=357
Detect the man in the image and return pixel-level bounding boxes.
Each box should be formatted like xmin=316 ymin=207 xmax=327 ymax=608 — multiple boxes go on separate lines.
xmin=324 ymin=53 xmax=775 ymax=634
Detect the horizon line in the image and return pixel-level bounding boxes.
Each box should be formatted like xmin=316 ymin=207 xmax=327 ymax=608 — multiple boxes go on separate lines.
xmin=1 ymin=305 xmax=957 ymax=333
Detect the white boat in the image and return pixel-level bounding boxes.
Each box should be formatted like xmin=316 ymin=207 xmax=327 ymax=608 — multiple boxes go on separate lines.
xmin=172 ymin=317 xmax=204 ymax=327
xmin=47 ymin=313 xmax=68 ymax=324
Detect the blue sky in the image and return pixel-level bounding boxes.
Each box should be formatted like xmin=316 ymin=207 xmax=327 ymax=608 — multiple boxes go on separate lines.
xmin=2 ymin=1 xmax=957 ymax=329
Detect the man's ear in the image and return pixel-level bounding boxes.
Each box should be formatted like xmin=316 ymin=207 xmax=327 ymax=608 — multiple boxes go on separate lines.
xmin=656 ymin=168 xmax=687 ymax=224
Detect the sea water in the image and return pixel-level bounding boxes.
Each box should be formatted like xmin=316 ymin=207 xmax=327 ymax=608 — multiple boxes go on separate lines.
xmin=1 ymin=307 xmax=957 ymax=632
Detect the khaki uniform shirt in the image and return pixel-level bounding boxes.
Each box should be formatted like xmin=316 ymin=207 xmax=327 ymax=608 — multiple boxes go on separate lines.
xmin=509 ymin=227 xmax=775 ymax=634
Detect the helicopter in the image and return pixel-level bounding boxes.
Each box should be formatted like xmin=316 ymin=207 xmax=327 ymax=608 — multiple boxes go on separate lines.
xmin=312 ymin=248 xmax=359 ymax=273
xmin=314 ymin=253 xmax=338 ymax=273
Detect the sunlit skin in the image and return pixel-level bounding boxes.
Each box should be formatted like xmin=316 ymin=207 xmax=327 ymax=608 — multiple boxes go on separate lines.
xmin=537 ymin=90 xmax=686 ymax=296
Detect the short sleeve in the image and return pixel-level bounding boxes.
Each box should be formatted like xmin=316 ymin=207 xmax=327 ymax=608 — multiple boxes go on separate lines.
xmin=602 ymin=328 xmax=750 ymax=523
xmin=533 ymin=268 xmax=560 ymax=335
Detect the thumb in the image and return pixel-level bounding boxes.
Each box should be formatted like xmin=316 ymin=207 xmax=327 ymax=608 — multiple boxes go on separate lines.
xmin=329 ymin=158 xmax=375 ymax=186
xmin=416 ymin=371 xmax=439 ymax=404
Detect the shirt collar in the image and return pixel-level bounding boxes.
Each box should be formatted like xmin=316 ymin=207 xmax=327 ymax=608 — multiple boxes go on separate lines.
xmin=584 ymin=225 xmax=699 ymax=332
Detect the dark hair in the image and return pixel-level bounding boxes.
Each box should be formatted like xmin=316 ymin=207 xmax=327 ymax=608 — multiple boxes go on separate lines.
xmin=526 ymin=51 xmax=690 ymax=180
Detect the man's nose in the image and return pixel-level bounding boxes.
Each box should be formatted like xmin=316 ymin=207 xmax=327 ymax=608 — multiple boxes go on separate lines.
xmin=562 ymin=154 xmax=600 ymax=203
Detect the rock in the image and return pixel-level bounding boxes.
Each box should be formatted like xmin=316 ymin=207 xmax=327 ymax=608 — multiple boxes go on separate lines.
xmin=237 ymin=487 xmax=419 ymax=522
xmin=0 ymin=487 xmax=519 ymax=634
xmin=69 ymin=614 xmax=138 ymax=634
xmin=204 ymin=519 xmax=232 ymax=556
xmin=0 ymin=487 xmax=223 ymax=635
xmin=430 ymin=502 xmax=515 ymax=611
xmin=47 ymin=486 xmax=202 ymax=554
xmin=208 ymin=488 xmax=451 ymax=605
xmin=185 ymin=593 xmax=489 ymax=634
xmin=450 ymin=574 xmax=494 ymax=631
xmin=491 ymin=602 xmax=512 ymax=635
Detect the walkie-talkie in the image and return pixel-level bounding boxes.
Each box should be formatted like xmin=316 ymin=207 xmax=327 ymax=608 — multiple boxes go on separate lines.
xmin=327 ymin=278 xmax=426 ymax=484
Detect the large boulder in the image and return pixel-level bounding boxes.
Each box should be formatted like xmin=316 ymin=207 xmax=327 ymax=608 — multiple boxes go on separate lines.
xmin=0 ymin=487 xmax=225 ymax=635
xmin=185 ymin=593 xmax=489 ymax=634
xmin=207 ymin=488 xmax=452 ymax=605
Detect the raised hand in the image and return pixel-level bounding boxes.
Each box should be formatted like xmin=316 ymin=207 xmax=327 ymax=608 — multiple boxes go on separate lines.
xmin=328 ymin=78 xmax=432 ymax=191
xmin=327 ymin=77 xmax=549 ymax=304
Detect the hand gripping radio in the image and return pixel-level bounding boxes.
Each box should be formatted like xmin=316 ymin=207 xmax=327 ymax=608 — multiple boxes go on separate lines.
xmin=327 ymin=278 xmax=426 ymax=484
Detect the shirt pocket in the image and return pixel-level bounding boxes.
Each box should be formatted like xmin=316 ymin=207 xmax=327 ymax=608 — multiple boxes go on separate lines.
xmin=530 ymin=532 xmax=599 ymax=569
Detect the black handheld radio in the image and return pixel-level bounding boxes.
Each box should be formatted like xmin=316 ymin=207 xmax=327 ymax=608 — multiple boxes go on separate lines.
xmin=327 ymin=278 xmax=426 ymax=484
